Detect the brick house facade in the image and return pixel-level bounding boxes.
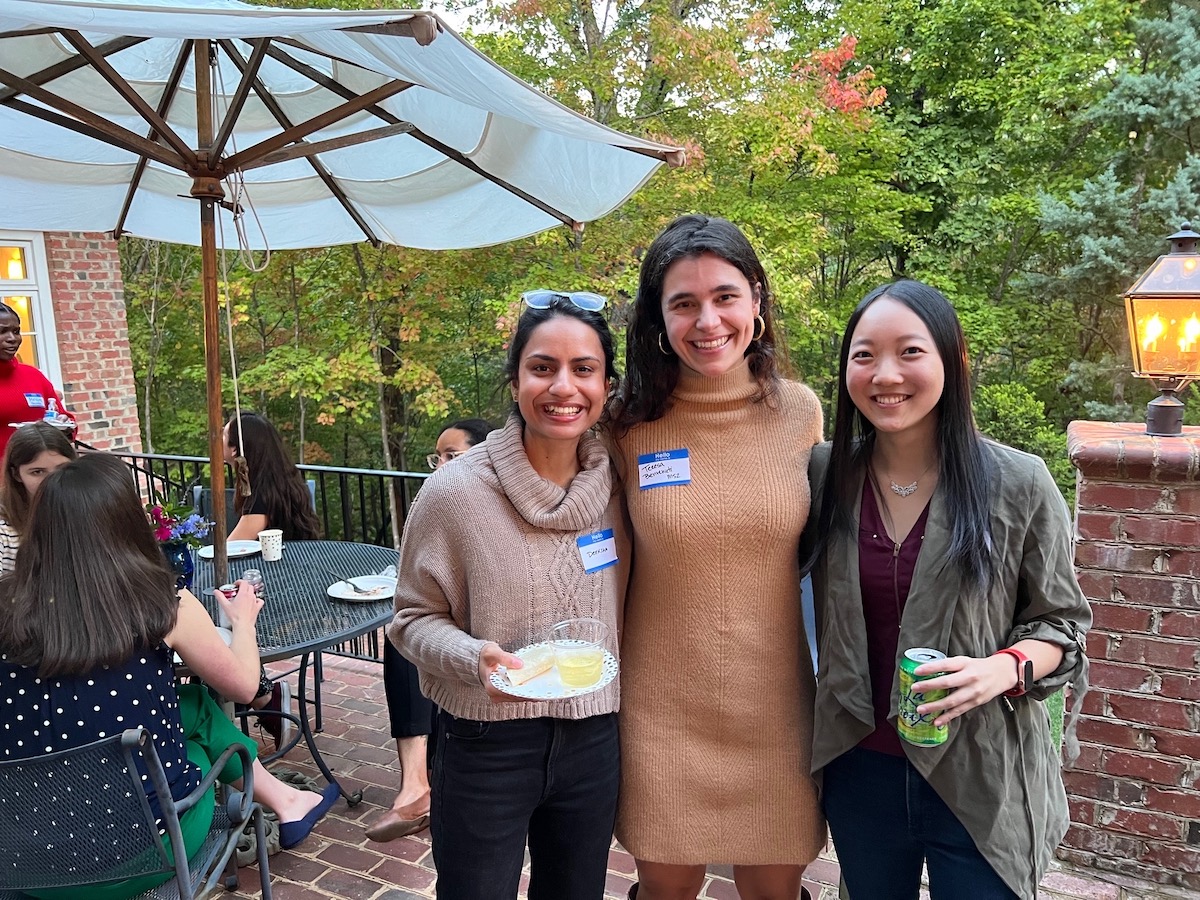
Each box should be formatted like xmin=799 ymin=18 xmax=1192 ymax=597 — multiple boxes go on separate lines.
xmin=3 ymin=231 xmax=141 ymax=452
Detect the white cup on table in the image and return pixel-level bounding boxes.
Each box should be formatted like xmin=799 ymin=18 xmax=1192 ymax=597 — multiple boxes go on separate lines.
xmin=258 ymin=528 xmax=284 ymax=561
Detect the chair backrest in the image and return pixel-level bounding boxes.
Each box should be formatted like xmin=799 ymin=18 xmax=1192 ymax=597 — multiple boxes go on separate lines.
xmin=0 ymin=728 xmax=175 ymax=892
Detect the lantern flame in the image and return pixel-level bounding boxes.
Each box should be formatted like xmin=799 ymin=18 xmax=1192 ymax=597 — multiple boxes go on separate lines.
xmin=1180 ymin=314 xmax=1200 ymax=353
xmin=1141 ymin=313 xmax=1166 ymax=351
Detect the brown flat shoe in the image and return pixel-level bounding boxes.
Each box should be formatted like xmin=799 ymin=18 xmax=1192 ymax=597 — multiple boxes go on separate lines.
xmin=364 ymin=807 xmax=431 ymax=842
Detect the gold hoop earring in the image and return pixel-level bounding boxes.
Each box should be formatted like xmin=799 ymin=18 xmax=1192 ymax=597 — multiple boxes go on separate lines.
xmin=657 ymin=333 xmax=673 ymax=356
xmin=752 ymin=315 xmax=766 ymax=342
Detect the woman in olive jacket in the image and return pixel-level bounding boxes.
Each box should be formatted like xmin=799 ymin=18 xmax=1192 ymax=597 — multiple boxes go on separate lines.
xmin=804 ymin=279 xmax=1090 ymax=899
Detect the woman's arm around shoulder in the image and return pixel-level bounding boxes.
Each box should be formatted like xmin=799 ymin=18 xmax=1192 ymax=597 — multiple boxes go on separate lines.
xmin=166 ymin=583 xmax=263 ymax=703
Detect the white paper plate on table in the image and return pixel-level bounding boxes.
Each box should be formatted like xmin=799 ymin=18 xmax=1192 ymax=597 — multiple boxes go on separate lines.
xmin=326 ymin=575 xmax=397 ymax=602
xmin=489 ymin=643 xmax=618 ymax=700
xmin=197 ymin=540 xmax=261 ymax=560
xmin=8 ymin=420 xmax=72 ymax=431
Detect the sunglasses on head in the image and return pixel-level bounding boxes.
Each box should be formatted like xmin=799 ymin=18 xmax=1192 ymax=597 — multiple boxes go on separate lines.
xmin=521 ymin=290 xmax=607 ymax=312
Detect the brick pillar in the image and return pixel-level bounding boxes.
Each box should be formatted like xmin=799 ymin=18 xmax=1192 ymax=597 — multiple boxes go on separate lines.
xmin=43 ymin=232 xmax=143 ymax=452
xmin=1065 ymin=421 xmax=1200 ymax=890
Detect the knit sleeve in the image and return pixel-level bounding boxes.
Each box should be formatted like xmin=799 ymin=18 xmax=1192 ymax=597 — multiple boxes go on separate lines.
xmin=0 ymin=520 xmax=17 ymax=574
xmin=387 ymin=480 xmax=489 ymax=687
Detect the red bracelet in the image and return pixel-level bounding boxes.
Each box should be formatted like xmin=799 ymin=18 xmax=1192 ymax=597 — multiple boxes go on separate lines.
xmin=993 ymin=647 xmax=1033 ymax=698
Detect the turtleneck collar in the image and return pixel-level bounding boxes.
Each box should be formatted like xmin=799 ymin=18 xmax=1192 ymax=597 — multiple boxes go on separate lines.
xmin=672 ymin=358 xmax=758 ymax=405
xmin=485 ymin=414 xmax=613 ymax=532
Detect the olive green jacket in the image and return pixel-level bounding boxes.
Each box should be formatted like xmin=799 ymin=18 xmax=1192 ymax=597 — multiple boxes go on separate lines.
xmin=806 ymin=440 xmax=1090 ymax=898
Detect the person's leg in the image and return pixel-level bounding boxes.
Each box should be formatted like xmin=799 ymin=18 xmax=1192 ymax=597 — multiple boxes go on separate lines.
xmin=431 ymin=711 xmax=546 ymax=900
xmin=526 ymin=714 xmax=619 ymax=900
xmin=912 ymin=767 xmax=1019 ymax=900
xmin=367 ymin=642 xmax=434 ymax=840
xmin=822 ymin=747 xmax=923 ymax=900
xmin=632 ymin=861 xmax=707 ymax=900
xmin=730 ymin=865 xmax=803 ymax=900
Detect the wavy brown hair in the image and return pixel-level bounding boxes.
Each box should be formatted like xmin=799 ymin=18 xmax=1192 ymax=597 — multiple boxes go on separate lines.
xmin=1 ymin=422 xmax=77 ymax=535
xmin=0 ymin=453 xmax=178 ymax=678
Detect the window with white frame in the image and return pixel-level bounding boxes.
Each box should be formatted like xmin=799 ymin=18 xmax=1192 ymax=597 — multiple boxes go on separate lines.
xmin=0 ymin=231 xmax=63 ymax=386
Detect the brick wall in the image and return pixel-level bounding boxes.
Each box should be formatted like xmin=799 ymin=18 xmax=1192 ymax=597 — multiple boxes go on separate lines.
xmin=1065 ymin=420 xmax=1200 ymax=890
xmin=43 ymin=232 xmax=142 ymax=452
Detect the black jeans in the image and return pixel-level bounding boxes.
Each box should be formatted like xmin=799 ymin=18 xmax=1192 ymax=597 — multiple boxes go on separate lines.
xmin=431 ymin=711 xmax=619 ymax=900
xmin=822 ymin=747 xmax=1018 ymax=900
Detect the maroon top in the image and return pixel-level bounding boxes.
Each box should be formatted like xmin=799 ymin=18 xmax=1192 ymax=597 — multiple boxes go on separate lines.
xmin=857 ymin=481 xmax=931 ymax=756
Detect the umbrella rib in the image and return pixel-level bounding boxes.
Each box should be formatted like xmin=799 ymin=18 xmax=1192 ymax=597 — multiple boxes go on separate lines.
xmin=0 ymin=35 xmax=146 ymax=104
xmin=209 ymin=38 xmax=271 ymax=162
xmin=216 ymin=40 xmax=382 ymax=245
xmin=237 ymin=123 xmax=415 ymax=170
xmin=60 ymin=31 xmax=196 ymax=167
xmin=115 ymin=41 xmax=194 ymax=239
xmin=257 ymin=45 xmax=577 ymax=228
xmin=0 ymin=90 xmax=185 ymax=170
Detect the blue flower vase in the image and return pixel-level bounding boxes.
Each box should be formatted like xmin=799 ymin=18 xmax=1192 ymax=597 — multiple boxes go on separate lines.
xmin=162 ymin=541 xmax=194 ymax=590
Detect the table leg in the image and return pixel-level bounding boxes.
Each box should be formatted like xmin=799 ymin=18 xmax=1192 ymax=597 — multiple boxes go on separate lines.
xmin=295 ymin=650 xmax=363 ymax=806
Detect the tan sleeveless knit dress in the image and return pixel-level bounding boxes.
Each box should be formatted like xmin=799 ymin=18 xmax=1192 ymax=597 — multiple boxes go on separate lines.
xmin=614 ymin=362 xmax=826 ymax=865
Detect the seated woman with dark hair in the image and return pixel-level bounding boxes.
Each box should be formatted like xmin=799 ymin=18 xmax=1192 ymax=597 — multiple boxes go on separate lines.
xmin=0 ymin=453 xmax=338 ymax=900
xmin=0 ymin=421 xmax=77 ymax=572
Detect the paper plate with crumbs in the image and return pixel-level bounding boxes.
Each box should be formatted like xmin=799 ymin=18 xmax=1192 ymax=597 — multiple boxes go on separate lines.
xmin=326 ymin=575 xmax=397 ymax=602
xmin=490 ymin=641 xmax=618 ymax=700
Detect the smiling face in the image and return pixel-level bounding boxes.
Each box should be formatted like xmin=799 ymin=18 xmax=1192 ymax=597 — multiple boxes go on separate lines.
xmin=845 ymin=297 xmax=946 ymax=440
xmin=513 ymin=315 xmax=610 ymax=452
xmin=660 ymin=252 xmax=761 ymax=379
xmin=15 ymin=449 xmax=72 ymax=498
xmin=0 ymin=309 xmax=22 ymax=363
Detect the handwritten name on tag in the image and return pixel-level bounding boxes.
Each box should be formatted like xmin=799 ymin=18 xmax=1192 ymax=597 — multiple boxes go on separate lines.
xmin=577 ymin=529 xmax=618 ymax=573
xmin=637 ymin=449 xmax=691 ymax=489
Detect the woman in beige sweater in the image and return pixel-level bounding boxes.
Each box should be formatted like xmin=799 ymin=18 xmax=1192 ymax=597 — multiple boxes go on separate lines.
xmin=611 ymin=215 xmax=824 ymax=900
xmin=389 ymin=293 xmax=630 ymax=900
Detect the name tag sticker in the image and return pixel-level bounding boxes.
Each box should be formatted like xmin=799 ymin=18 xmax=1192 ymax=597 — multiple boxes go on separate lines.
xmin=637 ymin=448 xmax=691 ymax=490
xmin=24 ymin=393 xmax=45 ymax=409
xmin=577 ymin=528 xmax=618 ymax=574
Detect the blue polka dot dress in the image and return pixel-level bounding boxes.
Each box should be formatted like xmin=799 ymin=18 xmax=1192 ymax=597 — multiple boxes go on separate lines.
xmin=0 ymin=644 xmax=203 ymax=818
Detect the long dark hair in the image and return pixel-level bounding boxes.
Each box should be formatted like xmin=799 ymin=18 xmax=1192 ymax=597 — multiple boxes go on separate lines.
xmin=502 ymin=300 xmax=619 ymax=429
xmin=1 ymin=422 xmax=77 ymax=534
xmin=0 ymin=453 xmax=178 ymax=677
xmin=226 ymin=412 xmax=321 ymax=541
xmin=809 ymin=280 xmax=994 ymax=594
xmin=613 ymin=214 xmax=787 ymax=433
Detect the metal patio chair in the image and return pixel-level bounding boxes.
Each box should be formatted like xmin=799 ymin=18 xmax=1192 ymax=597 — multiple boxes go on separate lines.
xmin=0 ymin=727 xmax=272 ymax=899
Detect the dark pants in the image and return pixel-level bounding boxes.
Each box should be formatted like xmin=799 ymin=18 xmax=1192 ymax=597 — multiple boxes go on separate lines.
xmin=383 ymin=639 xmax=436 ymax=739
xmin=431 ymin=711 xmax=619 ymax=900
xmin=822 ymin=747 xmax=1018 ymax=900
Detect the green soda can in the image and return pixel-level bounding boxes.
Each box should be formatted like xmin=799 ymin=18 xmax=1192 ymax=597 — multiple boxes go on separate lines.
xmin=898 ymin=648 xmax=949 ymax=747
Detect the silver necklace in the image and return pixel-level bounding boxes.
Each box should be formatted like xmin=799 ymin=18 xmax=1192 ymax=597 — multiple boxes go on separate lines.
xmin=887 ymin=461 xmax=936 ymax=497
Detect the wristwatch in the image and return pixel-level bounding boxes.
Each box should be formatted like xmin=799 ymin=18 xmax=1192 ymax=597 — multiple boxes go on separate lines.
xmin=994 ymin=647 xmax=1033 ymax=698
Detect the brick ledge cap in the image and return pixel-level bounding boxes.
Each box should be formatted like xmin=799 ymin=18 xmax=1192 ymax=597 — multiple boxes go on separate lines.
xmin=1068 ymin=420 xmax=1200 ymax=482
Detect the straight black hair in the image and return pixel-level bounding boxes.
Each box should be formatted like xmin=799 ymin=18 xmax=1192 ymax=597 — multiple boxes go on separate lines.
xmin=226 ymin=412 xmax=321 ymax=541
xmin=808 ymin=279 xmax=995 ymax=594
xmin=442 ymin=418 xmax=495 ymax=446
xmin=613 ymin=214 xmax=787 ymax=434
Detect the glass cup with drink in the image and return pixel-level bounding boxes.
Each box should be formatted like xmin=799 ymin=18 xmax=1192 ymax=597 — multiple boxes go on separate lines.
xmin=548 ymin=618 xmax=608 ymax=689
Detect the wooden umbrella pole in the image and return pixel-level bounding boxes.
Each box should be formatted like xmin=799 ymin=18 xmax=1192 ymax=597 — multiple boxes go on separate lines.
xmin=193 ymin=39 xmax=229 ymax=584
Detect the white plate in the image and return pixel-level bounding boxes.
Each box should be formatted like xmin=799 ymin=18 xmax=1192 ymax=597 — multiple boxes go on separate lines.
xmin=197 ymin=540 xmax=261 ymax=560
xmin=326 ymin=575 xmax=397 ymax=602
xmin=490 ymin=643 xmax=618 ymax=700
xmin=8 ymin=419 xmax=72 ymax=431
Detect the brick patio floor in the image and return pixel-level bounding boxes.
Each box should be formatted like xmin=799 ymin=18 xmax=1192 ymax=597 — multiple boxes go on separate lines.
xmin=221 ymin=652 xmax=1182 ymax=900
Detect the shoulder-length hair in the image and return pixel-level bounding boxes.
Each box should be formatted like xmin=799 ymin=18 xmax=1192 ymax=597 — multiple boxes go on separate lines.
xmin=0 ymin=453 xmax=178 ymax=678
xmin=613 ymin=214 xmax=788 ymax=434
xmin=809 ymin=279 xmax=994 ymax=594
xmin=0 ymin=422 xmax=77 ymax=535
xmin=226 ymin=412 xmax=321 ymax=541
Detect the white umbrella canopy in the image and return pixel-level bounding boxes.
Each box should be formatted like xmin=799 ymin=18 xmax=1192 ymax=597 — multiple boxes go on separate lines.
xmin=0 ymin=0 xmax=682 ymax=575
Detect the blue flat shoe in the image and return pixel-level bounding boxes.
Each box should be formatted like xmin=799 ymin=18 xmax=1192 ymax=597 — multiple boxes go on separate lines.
xmin=279 ymin=782 xmax=340 ymax=849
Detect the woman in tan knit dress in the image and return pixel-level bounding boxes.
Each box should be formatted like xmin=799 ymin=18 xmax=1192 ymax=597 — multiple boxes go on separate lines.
xmin=611 ymin=215 xmax=825 ymax=900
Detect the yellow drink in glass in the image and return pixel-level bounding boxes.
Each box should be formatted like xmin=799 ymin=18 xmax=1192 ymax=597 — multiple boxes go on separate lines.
xmin=555 ymin=647 xmax=604 ymax=688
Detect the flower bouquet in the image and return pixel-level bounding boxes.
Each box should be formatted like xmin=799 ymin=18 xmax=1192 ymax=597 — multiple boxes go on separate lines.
xmin=147 ymin=498 xmax=211 ymax=589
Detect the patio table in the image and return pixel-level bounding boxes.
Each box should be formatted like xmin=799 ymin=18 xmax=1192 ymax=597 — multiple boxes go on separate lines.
xmin=191 ymin=539 xmax=398 ymax=804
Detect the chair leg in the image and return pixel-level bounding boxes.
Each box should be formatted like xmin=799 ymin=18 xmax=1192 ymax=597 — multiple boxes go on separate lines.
xmin=312 ymin=651 xmax=324 ymax=733
xmin=254 ymin=804 xmax=274 ymax=900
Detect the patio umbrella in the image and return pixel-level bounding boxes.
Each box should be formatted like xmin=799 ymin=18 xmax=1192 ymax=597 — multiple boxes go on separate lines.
xmin=0 ymin=0 xmax=682 ymax=577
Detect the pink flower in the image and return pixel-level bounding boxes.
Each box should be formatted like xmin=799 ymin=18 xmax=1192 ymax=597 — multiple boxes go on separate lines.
xmin=154 ymin=524 xmax=173 ymax=542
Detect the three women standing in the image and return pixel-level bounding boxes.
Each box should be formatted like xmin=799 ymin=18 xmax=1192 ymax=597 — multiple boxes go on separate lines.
xmin=806 ymin=280 xmax=1090 ymax=899
xmin=390 ymin=295 xmax=629 ymax=900
xmin=612 ymin=215 xmax=825 ymax=900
